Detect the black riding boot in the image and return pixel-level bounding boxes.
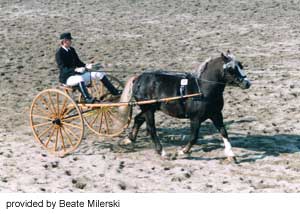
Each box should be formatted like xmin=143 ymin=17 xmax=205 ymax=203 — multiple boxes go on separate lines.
xmin=101 ymin=75 xmax=122 ymax=96
xmin=78 ymin=82 xmax=95 ymax=103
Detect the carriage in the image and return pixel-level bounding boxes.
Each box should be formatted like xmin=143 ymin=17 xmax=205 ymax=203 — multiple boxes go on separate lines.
xmin=30 ymin=74 xmax=201 ymax=157
xmin=29 ymin=74 xmax=129 ymax=156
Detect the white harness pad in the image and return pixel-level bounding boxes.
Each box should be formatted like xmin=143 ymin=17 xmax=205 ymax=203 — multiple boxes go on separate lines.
xmin=181 ymin=79 xmax=188 ymax=86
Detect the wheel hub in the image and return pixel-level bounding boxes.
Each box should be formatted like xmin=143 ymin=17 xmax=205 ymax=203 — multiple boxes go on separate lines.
xmin=52 ymin=118 xmax=62 ymax=126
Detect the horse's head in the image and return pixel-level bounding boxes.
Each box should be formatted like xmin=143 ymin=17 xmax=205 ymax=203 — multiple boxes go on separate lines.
xmin=221 ymin=51 xmax=251 ymax=89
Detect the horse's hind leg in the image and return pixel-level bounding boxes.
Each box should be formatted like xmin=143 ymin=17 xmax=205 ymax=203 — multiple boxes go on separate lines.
xmin=210 ymin=112 xmax=236 ymax=163
xmin=122 ymin=111 xmax=146 ymax=145
xmin=178 ymin=117 xmax=201 ymax=155
xmin=129 ymin=111 xmax=146 ymax=142
xmin=144 ymin=110 xmax=165 ymax=156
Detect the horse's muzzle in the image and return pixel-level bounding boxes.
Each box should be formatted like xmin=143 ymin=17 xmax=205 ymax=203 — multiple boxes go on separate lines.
xmin=239 ymin=78 xmax=251 ymax=89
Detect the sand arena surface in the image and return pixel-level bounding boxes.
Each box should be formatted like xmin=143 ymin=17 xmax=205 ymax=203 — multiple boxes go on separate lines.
xmin=1 ymin=0 xmax=300 ymax=192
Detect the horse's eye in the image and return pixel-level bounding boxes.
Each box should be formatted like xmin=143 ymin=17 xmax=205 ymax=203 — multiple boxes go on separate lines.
xmin=238 ymin=62 xmax=244 ymax=69
xmin=228 ymin=67 xmax=235 ymax=73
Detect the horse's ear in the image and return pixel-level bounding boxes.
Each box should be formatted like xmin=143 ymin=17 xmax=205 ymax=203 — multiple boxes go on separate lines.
xmin=221 ymin=52 xmax=228 ymax=62
xmin=227 ymin=50 xmax=236 ymax=60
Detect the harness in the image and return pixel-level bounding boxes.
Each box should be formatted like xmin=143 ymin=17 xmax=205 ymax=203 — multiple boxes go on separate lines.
xmin=178 ymin=73 xmax=202 ymax=117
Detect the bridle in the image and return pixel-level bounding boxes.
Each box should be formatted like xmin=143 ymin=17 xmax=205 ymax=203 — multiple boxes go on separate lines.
xmin=196 ymin=59 xmax=247 ymax=86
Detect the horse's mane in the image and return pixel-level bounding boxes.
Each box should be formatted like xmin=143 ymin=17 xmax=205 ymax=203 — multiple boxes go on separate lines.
xmin=192 ymin=57 xmax=212 ymax=79
xmin=192 ymin=53 xmax=236 ymax=78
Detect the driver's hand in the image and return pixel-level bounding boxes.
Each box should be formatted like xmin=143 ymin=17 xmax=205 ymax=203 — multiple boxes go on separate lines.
xmin=93 ymin=63 xmax=104 ymax=70
xmin=85 ymin=64 xmax=93 ymax=70
xmin=75 ymin=67 xmax=86 ymax=73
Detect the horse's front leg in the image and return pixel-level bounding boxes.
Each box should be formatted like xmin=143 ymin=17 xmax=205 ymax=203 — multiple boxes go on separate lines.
xmin=144 ymin=111 xmax=165 ymax=156
xmin=211 ymin=112 xmax=237 ymax=163
xmin=178 ymin=118 xmax=201 ymax=155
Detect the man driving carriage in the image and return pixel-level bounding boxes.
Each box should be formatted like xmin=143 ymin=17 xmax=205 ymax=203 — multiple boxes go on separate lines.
xmin=55 ymin=32 xmax=121 ymax=103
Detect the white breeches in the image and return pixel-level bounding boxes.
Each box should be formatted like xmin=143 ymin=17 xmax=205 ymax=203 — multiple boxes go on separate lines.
xmin=66 ymin=72 xmax=105 ymax=86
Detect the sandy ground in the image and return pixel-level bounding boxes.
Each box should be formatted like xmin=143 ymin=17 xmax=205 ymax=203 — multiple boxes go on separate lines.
xmin=1 ymin=0 xmax=300 ymax=192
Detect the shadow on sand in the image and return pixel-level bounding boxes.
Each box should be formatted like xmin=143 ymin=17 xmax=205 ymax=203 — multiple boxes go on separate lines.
xmin=77 ymin=120 xmax=300 ymax=163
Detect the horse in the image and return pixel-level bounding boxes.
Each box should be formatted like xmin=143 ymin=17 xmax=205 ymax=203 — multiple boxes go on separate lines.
xmin=121 ymin=51 xmax=251 ymax=162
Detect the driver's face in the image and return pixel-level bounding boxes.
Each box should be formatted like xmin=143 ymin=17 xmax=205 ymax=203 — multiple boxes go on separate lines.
xmin=63 ymin=39 xmax=72 ymax=48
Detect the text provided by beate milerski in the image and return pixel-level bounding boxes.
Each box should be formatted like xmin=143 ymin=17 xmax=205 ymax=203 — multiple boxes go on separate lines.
xmin=5 ymin=199 xmax=120 ymax=210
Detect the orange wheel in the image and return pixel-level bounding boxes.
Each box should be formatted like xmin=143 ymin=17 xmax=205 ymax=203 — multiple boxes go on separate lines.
xmin=83 ymin=105 xmax=132 ymax=137
xmin=88 ymin=74 xmax=124 ymax=102
xmin=30 ymin=89 xmax=84 ymax=156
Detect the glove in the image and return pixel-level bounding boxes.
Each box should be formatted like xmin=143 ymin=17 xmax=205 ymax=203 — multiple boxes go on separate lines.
xmin=93 ymin=63 xmax=104 ymax=70
xmin=85 ymin=64 xmax=93 ymax=70
xmin=75 ymin=67 xmax=86 ymax=73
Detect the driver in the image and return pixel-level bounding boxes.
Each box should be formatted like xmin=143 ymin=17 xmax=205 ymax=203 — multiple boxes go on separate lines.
xmin=55 ymin=32 xmax=121 ymax=103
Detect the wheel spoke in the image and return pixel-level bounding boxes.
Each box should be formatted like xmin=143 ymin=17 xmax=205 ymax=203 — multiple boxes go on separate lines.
xmin=40 ymin=96 xmax=55 ymax=115
xmin=61 ymin=126 xmax=74 ymax=147
xmin=61 ymin=121 xmax=83 ymax=130
xmin=33 ymin=121 xmax=53 ymax=128
xmin=88 ymin=110 xmax=101 ymax=127
xmin=59 ymin=96 xmax=69 ymax=117
xmin=63 ymin=125 xmax=80 ymax=141
xmin=59 ymin=128 xmax=66 ymax=152
xmin=33 ymin=104 xmax=52 ymax=118
xmin=61 ymin=105 xmax=76 ymax=117
xmin=105 ymin=110 xmax=114 ymax=124
xmin=48 ymin=91 xmax=57 ymax=115
xmin=56 ymin=92 xmax=60 ymax=115
xmin=32 ymin=114 xmax=52 ymax=120
xmin=98 ymin=111 xmax=104 ymax=133
xmin=45 ymin=126 xmax=56 ymax=148
xmin=38 ymin=124 xmax=54 ymax=139
xmin=53 ymin=128 xmax=59 ymax=152
xmin=93 ymin=80 xmax=102 ymax=98
xmin=103 ymin=112 xmax=110 ymax=134
xmin=106 ymin=110 xmax=123 ymax=127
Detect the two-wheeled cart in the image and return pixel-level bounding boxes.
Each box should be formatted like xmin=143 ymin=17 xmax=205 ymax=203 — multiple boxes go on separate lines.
xmin=30 ymin=75 xmax=201 ymax=156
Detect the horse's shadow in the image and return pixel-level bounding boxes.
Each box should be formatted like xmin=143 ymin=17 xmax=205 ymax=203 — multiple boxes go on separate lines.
xmin=77 ymin=120 xmax=300 ymax=163
xmin=157 ymin=122 xmax=300 ymax=163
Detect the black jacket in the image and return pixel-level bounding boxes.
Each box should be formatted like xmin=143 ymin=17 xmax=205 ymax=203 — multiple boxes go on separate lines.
xmin=55 ymin=46 xmax=86 ymax=83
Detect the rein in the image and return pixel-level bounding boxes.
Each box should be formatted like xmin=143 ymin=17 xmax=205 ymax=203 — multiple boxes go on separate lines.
xmin=198 ymin=78 xmax=226 ymax=85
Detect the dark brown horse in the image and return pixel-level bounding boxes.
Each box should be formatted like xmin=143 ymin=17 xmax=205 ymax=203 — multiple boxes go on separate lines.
xmin=123 ymin=51 xmax=251 ymax=162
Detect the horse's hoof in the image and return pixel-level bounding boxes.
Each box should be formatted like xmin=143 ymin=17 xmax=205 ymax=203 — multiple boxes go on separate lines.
xmin=120 ymin=138 xmax=132 ymax=145
xmin=159 ymin=149 xmax=173 ymax=160
xmin=177 ymin=149 xmax=185 ymax=156
xmin=170 ymin=152 xmax=178 ymax=160
xmin=177 ymin=147 xmax=190 ymax=156
xmin=223 ymin=156 xmax=238 ymax=164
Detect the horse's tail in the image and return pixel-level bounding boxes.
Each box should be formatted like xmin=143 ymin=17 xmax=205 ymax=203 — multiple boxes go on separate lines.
xmin=118 ymin=75 xmax=137 ymax=115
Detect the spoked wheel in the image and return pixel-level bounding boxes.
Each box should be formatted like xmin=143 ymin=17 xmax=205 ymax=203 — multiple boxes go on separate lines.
xmin=88 ymin=74 xmax=124 ymax=102
xmin=83 ymin=105 xmax=132 ymax=137
xmin=30 ymin=89 xmax=84 ymax=156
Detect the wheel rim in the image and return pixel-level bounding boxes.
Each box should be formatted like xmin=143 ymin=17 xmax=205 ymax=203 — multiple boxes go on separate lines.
xmin=30 ymin=89 xmax=84 ymax=156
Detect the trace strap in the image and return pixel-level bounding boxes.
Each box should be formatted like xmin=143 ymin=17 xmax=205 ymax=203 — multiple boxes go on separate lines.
xmin=77 ymin=93 xmax=203 ymax=108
